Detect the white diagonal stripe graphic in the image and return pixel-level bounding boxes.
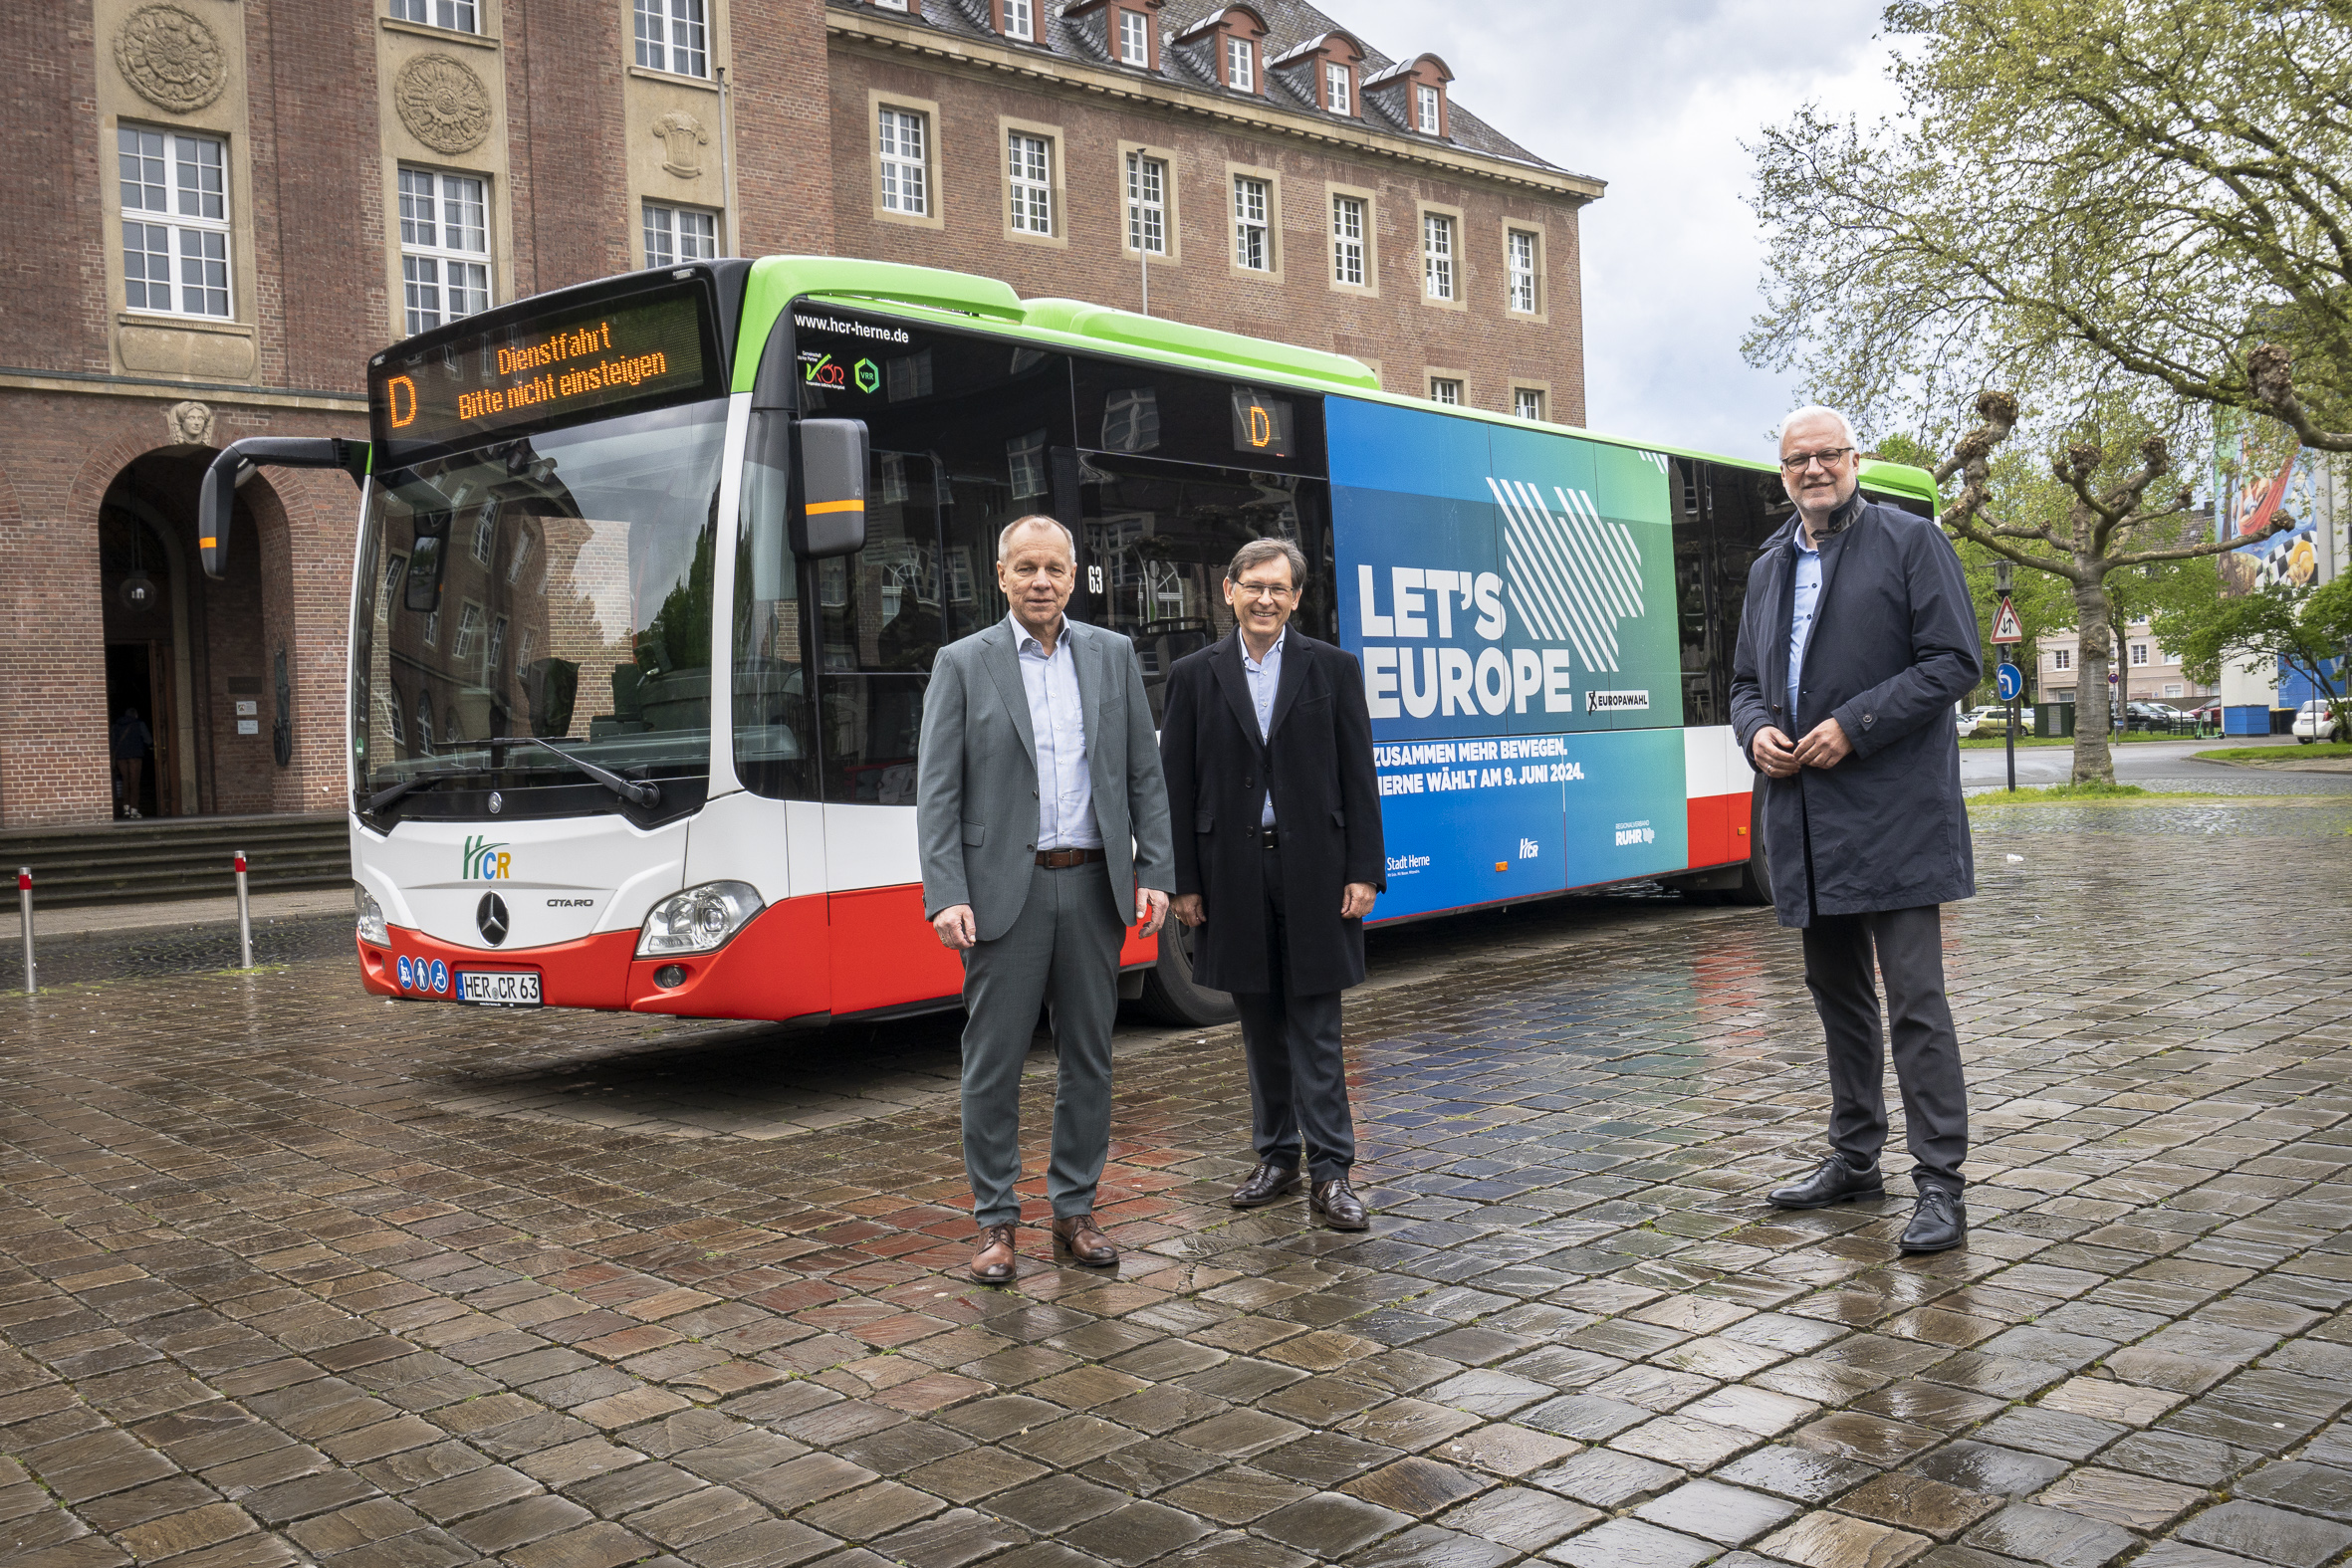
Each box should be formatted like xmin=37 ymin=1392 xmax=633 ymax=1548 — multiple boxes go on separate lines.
xmin=1519 ymin=481 xmax=1621 ymax=668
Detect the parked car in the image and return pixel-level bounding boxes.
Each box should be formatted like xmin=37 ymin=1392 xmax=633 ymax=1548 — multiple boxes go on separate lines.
xmin=1970 ymin=705 xmax=2035 ymax=737
xmin=1955 ymin=704 xmax=1982 ymax=738
xmin=2188 ymin=702 xmax=2223 ymax=727
xmin=2126 ymin=701 xmax=2186 ymax=732
xmin=2293 ymin=699 xmax=2343 ymax=744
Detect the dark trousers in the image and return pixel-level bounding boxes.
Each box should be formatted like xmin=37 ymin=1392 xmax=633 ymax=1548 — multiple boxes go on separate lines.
xmin=1233 ymin=841 xmax=1354 ymax=1183
xmin=1801 ymin=904 xmax=1968 ymax=1194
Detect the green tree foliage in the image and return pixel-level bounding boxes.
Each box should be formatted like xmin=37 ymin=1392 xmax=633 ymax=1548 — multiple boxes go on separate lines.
xmin=1747 ymin=0 xmax=2352 ymax=447
xmin=2152 ymin=561 xmax=2352 ymax=736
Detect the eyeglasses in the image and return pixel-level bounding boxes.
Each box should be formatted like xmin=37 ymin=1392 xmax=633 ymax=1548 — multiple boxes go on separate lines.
xmin=1231 ymin=581 xmax=1294 ymax=601
xmin=1780 ymin=447 xmax=1855 ymax=472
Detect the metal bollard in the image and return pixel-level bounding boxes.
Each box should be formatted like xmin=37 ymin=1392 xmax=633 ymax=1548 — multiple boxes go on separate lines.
xmin=17 ymin=867 xmax=33 ymax=995
xmin=234 ymin=851 xmax=253 ymax=970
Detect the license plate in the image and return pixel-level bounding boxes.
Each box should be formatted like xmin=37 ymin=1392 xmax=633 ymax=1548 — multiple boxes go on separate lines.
xmin=457 ymin=971 xmax=542 ymax=1007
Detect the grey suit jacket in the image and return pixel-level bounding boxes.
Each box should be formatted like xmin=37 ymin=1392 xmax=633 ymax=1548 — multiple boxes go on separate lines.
xmin=917 ymin=617 xmax=1175 ymax=943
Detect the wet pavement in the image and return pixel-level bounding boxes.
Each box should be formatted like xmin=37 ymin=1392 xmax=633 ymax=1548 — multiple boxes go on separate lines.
xmin=3 ymin=791 xmax=2351 ymax=1568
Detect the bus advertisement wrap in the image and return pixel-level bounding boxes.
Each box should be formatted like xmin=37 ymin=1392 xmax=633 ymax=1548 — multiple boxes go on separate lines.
xmin=1330 ymin=397 xmax=1691 ymax=918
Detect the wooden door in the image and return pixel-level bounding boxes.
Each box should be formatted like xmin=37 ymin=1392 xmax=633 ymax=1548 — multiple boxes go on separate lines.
xmin=145 ymin=640 xmax=179 ymax=817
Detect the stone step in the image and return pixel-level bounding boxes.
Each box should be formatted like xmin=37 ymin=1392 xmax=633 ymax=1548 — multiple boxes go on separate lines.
xmin=0 ymin=813 xmax=352 ymax=908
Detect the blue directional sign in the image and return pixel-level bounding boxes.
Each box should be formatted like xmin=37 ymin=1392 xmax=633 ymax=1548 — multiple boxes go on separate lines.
xmin=1996 ymin=663 xmax=2024 ymax=702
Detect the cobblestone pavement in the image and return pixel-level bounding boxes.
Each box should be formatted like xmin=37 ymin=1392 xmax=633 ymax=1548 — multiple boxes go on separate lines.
xmin=4 ymin=800 xmax=2351 ymax=1568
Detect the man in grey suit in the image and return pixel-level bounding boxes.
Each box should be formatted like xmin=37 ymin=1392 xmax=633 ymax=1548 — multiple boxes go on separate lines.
xmin=917 ymin=516 xmax=1174 ymax=1284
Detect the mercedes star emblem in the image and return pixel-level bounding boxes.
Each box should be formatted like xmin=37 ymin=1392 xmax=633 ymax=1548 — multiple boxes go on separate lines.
xmin=488 ymin=790 xmax=503 ymax=814
xmin=476 ymin=892 xmax=510 ymax=946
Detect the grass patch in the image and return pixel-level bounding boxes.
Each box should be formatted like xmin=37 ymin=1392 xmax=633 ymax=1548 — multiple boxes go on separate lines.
xmin=1968 ymin=782 xmax=2225 ymax=805
xmin=2194 ymin=742 xmax=2352 ymax=763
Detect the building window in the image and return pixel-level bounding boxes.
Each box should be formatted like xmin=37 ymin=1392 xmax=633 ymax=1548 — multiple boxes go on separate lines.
xmin=1508 ymin=230 xmax=1538 ymax=314
xmin=878 ymin=108 xmax=929 ymax=217
xmin=388 ymin=0 xmax=478 ymax=30
xmin=1126 ymin=151 xmax=1167 ymax=254
xmin=1226 ymin=36 xmax=1254 ymax=92
xmin=1332 ymin=195 xmax=1365 ymax=286
xmin=1416 ymin=83 xmax=1441 ymax=133
xmin=1430 ymin=377 xmax=1462 ymax=405
xmin=1325 ymin=62 xmax=1351 ymax=113
xmin=2131 ymin=642 xmax=2149 ymax=666
xmin=119 ymin=126 xmax=232 ymax=320
xmin=1117 ymin=9 xmax=1149 ymax=66
xmin=1233 ymin=176 xmax=1270 ymax=271
xmin=1008 ymin=430 xmax=1048 ymax=498
xmin=469 ymin=506 xmax=496 ymax=563
xmin=1008 ymin=132 xmax=1053 ymax=236
xmin=634 ymin=0 xmax=707 ymax=76
xmin=488 ymin=614 xmax=507 ymax=676
xmin=1423 ymin=212 xmax=1455 ymax=301
xmin=643 ymin=201 xmax=718 ymax=267
xmin=397 ymin=167 xmax=490 ymax=336
xmin=453 ymin=602 xmax=485 ymax=660
xmin=1003 ymin=0 xmax=1033 ymax=39
xmin=2051 ymin=647 xmax=2071 ymax=671
xmin=2164 ymin=683 xmax=2184 ymax=698
xmin=1514 ymin=387 xmax=1543 ymax=421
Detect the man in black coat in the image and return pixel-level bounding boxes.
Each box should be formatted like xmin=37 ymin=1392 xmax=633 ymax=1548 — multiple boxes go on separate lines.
xmin=1730 ymin=405 xmax=1982 ymax=1254
xmin=1160 ymin=538 xmax=1386 ymax=1230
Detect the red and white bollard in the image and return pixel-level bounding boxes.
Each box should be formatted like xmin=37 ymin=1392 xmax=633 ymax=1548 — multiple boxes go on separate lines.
xmin=233 ymin=851 xmax=253 ymax=971
xmin=16 ymin=867 xmax=33 ymax=995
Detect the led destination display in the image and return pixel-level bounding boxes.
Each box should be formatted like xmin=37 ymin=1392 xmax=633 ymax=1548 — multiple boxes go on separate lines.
xmin=369 ymin=282 xmax=721 ymax=449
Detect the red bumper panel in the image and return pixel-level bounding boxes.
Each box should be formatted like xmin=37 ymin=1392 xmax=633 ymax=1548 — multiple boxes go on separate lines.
xmin=628 ymin=895 xmax=829 ymax=1020
xmin=358 ymin=927 xmax=635 ymax=1009
xmin=1684 ymin=791 xmax=1753 ymax=870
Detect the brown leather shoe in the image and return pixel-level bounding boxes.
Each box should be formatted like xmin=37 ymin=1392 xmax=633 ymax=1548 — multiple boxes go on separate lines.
xmin=1310 ymin=1178 xmax=1370 ymax=1231
xmin=969 ymin=1223 xmax=1018 ymax=1284
xmin=1231 ymin=1159 xmax=1302 ymax=1208
xmin=1051 ymin=1213 xmax=1118 ymax=1267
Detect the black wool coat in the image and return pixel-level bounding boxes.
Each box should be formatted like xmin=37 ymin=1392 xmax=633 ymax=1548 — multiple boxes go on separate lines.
xmin=1729 ymin=493 xmax=1982 ymax=927
xmin=1159 ymin=630 xmax=1386 ymax=995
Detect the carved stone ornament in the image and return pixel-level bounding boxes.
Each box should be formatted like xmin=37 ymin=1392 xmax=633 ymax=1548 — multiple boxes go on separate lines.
xmin=164 ymin=400 xmax=215 ymax=447
xmin=115 ymin=4 xmax=229 ymax=113
xmin=652 ymin=111 xmax=710 ymax=179
xmin=394 ymin=53 xmax=493 ymax=154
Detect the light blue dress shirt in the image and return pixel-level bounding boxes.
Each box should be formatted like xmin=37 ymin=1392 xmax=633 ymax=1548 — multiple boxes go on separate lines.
xmin=1787 ymin=530 xmax=1822 ymax=720
xmin=1013 ymin=614 xmax=1100 ymax=851
xmin=1241 ymin=628 xmax=1285 ymax=826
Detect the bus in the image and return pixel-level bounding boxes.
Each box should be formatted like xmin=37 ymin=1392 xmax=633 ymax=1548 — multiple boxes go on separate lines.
xmin=199 ymin=256 xmax=1938 ymax=1029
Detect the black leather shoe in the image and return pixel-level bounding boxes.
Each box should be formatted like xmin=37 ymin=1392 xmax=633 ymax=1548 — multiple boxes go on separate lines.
xmin=1309 ymin=1179 xmax=1370 ymax=1231
xmin=1231 ymin=1160 xmax=1301 ymax=1209
xmin=1768 ymin=1154 xmax=1885 ymax=1210
xmin=1901 ymin=1188 xmax=1967 ymax=1253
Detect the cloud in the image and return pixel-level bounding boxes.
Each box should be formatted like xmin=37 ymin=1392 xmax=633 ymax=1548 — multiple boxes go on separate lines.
xmin=1338 ymin=0 xmax=1903 ymax=460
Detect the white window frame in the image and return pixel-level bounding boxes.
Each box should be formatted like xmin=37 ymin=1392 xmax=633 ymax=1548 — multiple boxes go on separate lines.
xmin=1226 ymin=36 xmax=1254 ymax=92
xmin=2052 ymin=648 xmax=2072 ymax=671
xmin=387 ymin=0 xmax=478 ymax=32
xmin=1117 ymin=9 xmax=1149 ymax=66
xmin=1423 ymin=212 xmax=1456 ymax=301
xmin=1233 ymin=175 xmax=1270 ymax=271
xmin=469 ymin=506 xmax=496 ymax=564
xmin=1508 ymin=230 xmax=1538 ymax=315
xmin=1429 ymin=377 xmax=1463 ymax=406
xmin=2131 ymin=642 xmax=2150 ymax=667
xmin=1416 ymin=83 xmax=1441 ymax=133
xmin=1325 ymin=62 xmax=1350 ymax=113
xmin=1126 ymin=151 xmax=1168 ymax=255
xmin=634 ymin=0 xmax=708 ymax=77
xmin=1331 ymin=194 xmax=1365 ymax=287
xmin=453 ymin=601 xmax=485 ymax=661
xmin=1003 ymin=0 xmax=1033 ymax=39
xmin=487 ymin=614 xmax=508 ymax=677
xmin=118 ymin=125 xmax=232 ymax=321
xmin=878 ymin=107 xmax=930 ymax=217
xmin=643 ymin=200 xmax=718 ymax=268
xmin=397 ymin=166 xmax=491 ymax=336
xmin=1008 ymin=131 xmax=1053 ymax=236
xmin=1514 ymin=387 xmax=1543 ymax=421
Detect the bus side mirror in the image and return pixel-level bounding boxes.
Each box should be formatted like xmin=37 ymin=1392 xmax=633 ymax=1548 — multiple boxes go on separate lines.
xmin=794 ymin=418 xmax=868 ymax=560
xmin=198 ymin=437 xmax=369 ymax=578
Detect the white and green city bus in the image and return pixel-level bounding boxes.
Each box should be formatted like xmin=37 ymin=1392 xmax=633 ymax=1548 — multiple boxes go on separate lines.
xmin=200 ymin=256 xmax=1938 ymax=1027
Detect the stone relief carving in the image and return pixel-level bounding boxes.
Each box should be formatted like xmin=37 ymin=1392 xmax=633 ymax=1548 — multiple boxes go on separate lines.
xmin=115 ymin=4 xmax=229 ymax=113
xmin=652 ymin=111 xmax=711 ymax=179
xmin=164 ymin=400 xmax=215 ymax=448
xmin=394 ymin=53 xmax=494 ymax=154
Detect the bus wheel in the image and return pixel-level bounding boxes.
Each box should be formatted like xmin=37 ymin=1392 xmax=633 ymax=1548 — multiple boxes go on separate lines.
xmin=1732 ymin=790 xmax=1774 ymax=906
xmin=1136 ymin=920 xmax=1238 ymax=1027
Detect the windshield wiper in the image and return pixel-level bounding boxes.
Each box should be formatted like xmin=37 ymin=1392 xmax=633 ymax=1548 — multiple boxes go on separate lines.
xmin=363 ymin=767 xmax=477 ymax=814
xmin=483 ymin=737 xmax=660 ymax=808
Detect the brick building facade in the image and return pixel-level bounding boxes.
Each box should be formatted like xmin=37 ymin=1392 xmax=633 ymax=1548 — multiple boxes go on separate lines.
xmin=0 ymin=0 xmax=1596 ymax=827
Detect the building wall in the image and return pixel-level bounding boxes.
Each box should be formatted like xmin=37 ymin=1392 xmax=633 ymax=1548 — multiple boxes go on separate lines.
xmin=2037 ymin=620 xmax=2212 ymax=708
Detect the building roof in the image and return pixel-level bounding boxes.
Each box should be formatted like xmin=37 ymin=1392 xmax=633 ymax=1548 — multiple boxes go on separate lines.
xmin=830 ymin=0 xmax=1587 ymax=183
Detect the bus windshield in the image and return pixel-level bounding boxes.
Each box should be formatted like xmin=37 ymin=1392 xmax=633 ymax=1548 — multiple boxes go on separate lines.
xmin=351 ymin=396 xmax=728 ymax=820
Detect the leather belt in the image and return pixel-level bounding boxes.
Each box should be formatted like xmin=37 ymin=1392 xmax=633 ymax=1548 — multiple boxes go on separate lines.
xmin=1258 ymin=828 xmax=1280 ymax=849
xmin=1035 ymin=846 xmax=1106 ymax=868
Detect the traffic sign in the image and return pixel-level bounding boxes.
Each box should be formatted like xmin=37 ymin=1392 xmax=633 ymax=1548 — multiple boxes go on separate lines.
xmin=1996 ymin=663 xmax=2024 ymax=702
xmin=1991 ymin=597 xmax=2023 ymax=643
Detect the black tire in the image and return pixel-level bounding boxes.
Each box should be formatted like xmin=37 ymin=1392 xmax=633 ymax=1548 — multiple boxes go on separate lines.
xmin=2299 ymin=736 xmax=2316 ymax=746
xmin=1135 ymin=919 xmax=1238 ymax=1026
xmin=1731 ymin=788 xmax=1774 ymax=906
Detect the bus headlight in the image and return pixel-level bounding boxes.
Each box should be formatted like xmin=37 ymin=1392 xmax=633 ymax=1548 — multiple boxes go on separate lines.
xmin=355 ymin=884 xmax=389 ymax=947
xmin=637 ymin=881 xmax=764 ymax=957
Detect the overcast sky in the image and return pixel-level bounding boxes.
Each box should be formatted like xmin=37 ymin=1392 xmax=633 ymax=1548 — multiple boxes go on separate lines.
xmin=1339 ymin=0 xmax=1901 ymax=462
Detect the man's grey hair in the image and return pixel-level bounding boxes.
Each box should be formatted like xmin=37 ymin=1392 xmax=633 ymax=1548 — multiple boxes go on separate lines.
xmin=1226 ymin=537 xmax=1308 ymax=589
xmin=997 ymin=515 xmax=1075 ymax=561
xmin=1778 ymin=404 xmax=1860 ymax=450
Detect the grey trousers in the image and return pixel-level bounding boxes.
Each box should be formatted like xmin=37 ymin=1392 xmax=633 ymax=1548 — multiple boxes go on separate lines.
xmin=959 ymin=861 xmax=1126 ymax=1227
xmin=1801 ymin=904 xmax=1969 ymax=1194
xmin=1234 ymin=843 xmax=1354 ymax=1182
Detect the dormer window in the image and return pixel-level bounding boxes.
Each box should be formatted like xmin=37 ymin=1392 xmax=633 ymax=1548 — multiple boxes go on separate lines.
xmin=1002 ymin=0 xmax=1032 ymax=39
xmin=1226 ymin=35 xmax=1254 ymax=92
xmin=1118 ymin=9 xmax=1149 ymax=66
xmin=1415 ymin=83 xmax=1440 ymax=133
xmin=1325 ymin=62 xmax=1351 ymax=114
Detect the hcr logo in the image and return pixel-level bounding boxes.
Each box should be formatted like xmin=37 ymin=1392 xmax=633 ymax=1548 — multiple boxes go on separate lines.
xmin=462 ymin=834 xmax=512 ymax=880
